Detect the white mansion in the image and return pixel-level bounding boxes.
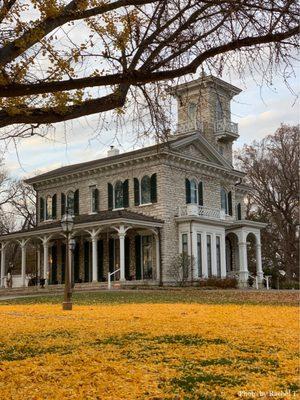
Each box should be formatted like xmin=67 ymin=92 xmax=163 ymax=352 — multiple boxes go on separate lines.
xmin=0 ymin=76 xmax=266 ymax=288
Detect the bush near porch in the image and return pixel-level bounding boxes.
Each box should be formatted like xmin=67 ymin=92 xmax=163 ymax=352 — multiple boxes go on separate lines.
xmin=0 ymin=290 xmax=298 ymax=400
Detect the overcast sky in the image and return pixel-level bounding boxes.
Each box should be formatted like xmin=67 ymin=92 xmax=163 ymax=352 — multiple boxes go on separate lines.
xmin=3 ymin=71 xmax=299 ymax=180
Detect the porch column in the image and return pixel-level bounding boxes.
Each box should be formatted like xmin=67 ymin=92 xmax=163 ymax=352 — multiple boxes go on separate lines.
xmin=92 ymin=237 xmax=98 ymax=282
xmin=86 ymin=228 xmax=102 ymax=283
xmin=255 ymin=233 xmax=263 ymax=284
xmin=211 ymin=234 xmax=217 ymax=276
xmin=150 ymin=228 xmax=161 ymax=283
xmin=37 ymin=244 xmax=41 ymax=281
xmin=119 ymin=228 xmax=126 ymax=282
xmin=19 ymin=239 xmax=29 ymax=287
xmin=155 ymin=232 xmax=160 ymax=283
xmin=40 ymin=235 xmax=52 ymax=285
xmin=238 ymin=231 xmax=248 ymax=287
xmin=0 ymin=242 xmax=8 ymax=288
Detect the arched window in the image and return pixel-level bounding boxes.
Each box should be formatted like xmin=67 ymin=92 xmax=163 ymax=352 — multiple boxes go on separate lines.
xmin=141 ymin=175 xmax=151 ymax=204
xmin=67 ymin=191 xmax=75 ymax=215
xmin=114 ymin=181 xmax=123 ymax=209
xmin=46 ymin=195 xmax=52 ymax=220
xmin=221 ymin=188 xmax=228 ymax=214
xmin=190 ymin=179 xmax=198 ymax=204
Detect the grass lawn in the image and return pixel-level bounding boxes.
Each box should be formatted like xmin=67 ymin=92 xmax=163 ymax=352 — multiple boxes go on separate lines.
xmin=0 ymin=290 xmax=298 ymax=399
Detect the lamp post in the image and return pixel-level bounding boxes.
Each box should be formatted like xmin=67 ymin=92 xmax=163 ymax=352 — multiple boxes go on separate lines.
xmin=61 ymin=212 xmax=74 ymax=310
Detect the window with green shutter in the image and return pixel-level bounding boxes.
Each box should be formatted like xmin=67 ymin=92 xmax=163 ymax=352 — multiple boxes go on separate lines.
xmin=198 ymin=182 xmax=203 ymax=206
xmin=40 ymin=197 xmax=45 ymax=222
xmin=61 ymin=193 xmax=66 ymax=216
xmin=123 ymin=179 xmax=129 ymax=208
xmin=185 ymin=179 xmax=191 ymax=204
xmin=52 ymin=194 xmax=57 ymax=219
xmin=150 ymin=173 xmax=157 ymax=203
xmin=108 ymin=183 xmax=113 ymax=210
xmin=134 ymin=178 xmax=140 ymax=206
xmin=74 ymin=189 xmax=79 ymax=215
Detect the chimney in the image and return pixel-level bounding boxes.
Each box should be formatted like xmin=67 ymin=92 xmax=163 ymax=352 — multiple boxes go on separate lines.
xmin=107 ymin=145 xmax=120 ymax=157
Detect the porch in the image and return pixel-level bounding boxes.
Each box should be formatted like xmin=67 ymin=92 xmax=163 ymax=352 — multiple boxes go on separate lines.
xmin=0 ymin=210 xmax=163 ymax=288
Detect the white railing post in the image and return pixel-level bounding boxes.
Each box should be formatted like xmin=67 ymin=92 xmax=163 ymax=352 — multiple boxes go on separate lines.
xmin=107 ymin=268 xmax=120 ymax=290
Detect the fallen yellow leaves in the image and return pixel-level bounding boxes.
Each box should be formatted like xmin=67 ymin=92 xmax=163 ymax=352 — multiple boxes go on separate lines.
xmin=0 ymin=303 xmax=298 ymax=399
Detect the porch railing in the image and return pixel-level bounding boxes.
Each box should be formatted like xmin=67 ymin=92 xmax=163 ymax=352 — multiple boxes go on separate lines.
xmin=214 ymin=119 xmax=238 ymax=135
xmin=108 ymin=268 xmax=120 ymax=290
xmin=178 ymin=205 xmax=226 ymax=220
xmin=177 ymin=120 xmax=203 ymax=134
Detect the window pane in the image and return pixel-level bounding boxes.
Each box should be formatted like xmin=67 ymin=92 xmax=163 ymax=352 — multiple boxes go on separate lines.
xmin=114 ymin=181 xmax=123 ymax=209
xmin=190 ymin=180 xmax=197 ymax=204
xmin=46 ymin=196 xmax=52 ymax=220
xmin=90 ymin=186 xmax=97 ymax=212
xmin=67 ymin=191 xmax=74 ymax=214
xmin=197 ymin=234 xmax=202 ymax=277
xmin=141 ymin=176 xmax=151 ymax=204
xmin=221 ymin=189 xmax=228 ymax=214
xmin=207 ymin=235 xmax=212 ymax=277
xmin=216 ymin=236 xmax=221 ymax=277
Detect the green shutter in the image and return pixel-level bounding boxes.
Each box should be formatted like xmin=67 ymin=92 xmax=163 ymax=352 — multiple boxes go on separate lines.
xmin=237 ymin=203 xmax=242 ymax=220
xmin=97 ymin=240 xmax=104 ymax=282
xmin=185 ymin=179 xmax=191 ymax=204
xmin=228 ymin=191 xmax=232 ymax=216
xmin=123 ymin=179 xmax=129 ymax=208
xmin=52 ymin=194 xmax=57 ymax=219
xmin=150 ymin=173 xmax=157 ymax=203
xmin=125 ymin=236 xmax=130 ymax=280
xmin=95 ymin=188 xmax=99 ymax=212
xmin=134 ymin=178 xmax=140 ymax=206
xmin=108 ymin=183 xmax=113 ymax=210
xmin=198 ymin=182 xmax=203 ymax=206
xmin=74 ymin=189 xmax=79 ymax=216
xmin=61 ymin=193 xmax=66 ymax=216
xmin=135 ymin=235 xmax=141 ymax=280
xmin=40 ymin=197 xmax=45 ymax=222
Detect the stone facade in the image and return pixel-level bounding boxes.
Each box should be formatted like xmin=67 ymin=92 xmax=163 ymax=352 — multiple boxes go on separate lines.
xmin=0 ymin=76 xmax=266 ymax=288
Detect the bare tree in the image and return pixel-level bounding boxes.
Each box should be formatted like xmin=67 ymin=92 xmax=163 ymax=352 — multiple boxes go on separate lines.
xmin=0 ymin=1 xmax=298 ymax=138
xmin=237 ymin=124 xmax=299 ymax=280
xmin=8 ymin=181 xmax=36 ymax=230
xmin=168 ymin=253 xmax=194 ymax=286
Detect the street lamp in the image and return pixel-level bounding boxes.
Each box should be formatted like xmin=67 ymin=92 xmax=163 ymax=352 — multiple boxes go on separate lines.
xmin=61 ymin=212 xmax=74 ymax=310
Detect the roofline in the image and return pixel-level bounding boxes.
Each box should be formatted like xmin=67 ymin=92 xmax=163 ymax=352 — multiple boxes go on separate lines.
xmin=0 ymin=217 xmax=164 ymax=241
xmin=24 ymin=137 xmax=181 ymax=185
xmin=25 ymin=132 xmax=244 ymax=186
xmin=171 ymin=75 xmax=242 ymax=97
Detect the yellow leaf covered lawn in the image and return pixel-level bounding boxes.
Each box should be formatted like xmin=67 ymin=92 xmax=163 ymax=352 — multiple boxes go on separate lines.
xmin=0 ymin=303 xmax=298 ymax=399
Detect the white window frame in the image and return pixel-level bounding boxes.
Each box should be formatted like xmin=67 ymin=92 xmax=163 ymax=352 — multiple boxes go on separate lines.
xmin=113 ymin=180 xmax=124 ymax=210
xmin=45 ymin=195 xmax=52 ymax=221
xmin=89 ymin=185 xmax=98 ymax=214
xmin=190 ymin=179 xmax=198 ymax=204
